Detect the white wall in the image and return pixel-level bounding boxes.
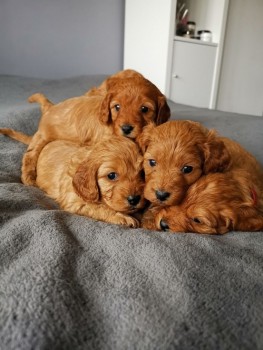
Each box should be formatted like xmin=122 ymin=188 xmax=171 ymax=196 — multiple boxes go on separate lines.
xmin=217 ymin=0 xmax=263 ymax=116
xmin=188 ymin=0 xmax=226 ymax=43
xmin=124 ymin=0 xmax=176 ymax=94
xmin=0 ymin=0 xmax=124 ymax=78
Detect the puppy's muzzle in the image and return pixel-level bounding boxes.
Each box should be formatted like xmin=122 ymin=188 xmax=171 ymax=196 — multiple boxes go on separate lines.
xmin=121 ymin=124 xmax=134 ymax=135
xmin=127 ymin=195 xmax=141 ymax=206
xmin=155 ymin=190 xmax=170 ymax=202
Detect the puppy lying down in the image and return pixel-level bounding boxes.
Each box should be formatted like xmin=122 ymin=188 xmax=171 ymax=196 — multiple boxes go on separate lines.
xmin=138 ymin=120 xmax=263 ymax=208
xmin=143 ymin=171 xmax=263 ymax=234
xmin=0 ymin=129 xmax=145 ymax=227
xmin=12 ymin=69 xmax=170 ymax=186
xmin=142 ymin=170 xmax=263 ymax=234
xmin=139 ymin=120 xmax=263 ymax=234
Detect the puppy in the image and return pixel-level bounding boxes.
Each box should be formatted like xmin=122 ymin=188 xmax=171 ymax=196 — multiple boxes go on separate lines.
xmin=14 ymin=69 xmax=170 ymax=186
xmin=137 ymin=120 xmax=232 ymax=207
xmin=0 ymin=129 xmax=145 ymax=227
xmin=142 ymin=171 xmax=263 ymax=234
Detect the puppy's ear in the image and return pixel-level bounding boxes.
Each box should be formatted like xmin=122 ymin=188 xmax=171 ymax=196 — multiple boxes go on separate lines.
xmin=136 ymin=123 xmax=155 ymax=152
xmin=99 ymin=93 xmax=112 ymax=124
xmin=72 ymin=159 xmax=100 ymax=202
xmin=202 ymin=131 xmax=231 ymax=173
xmin=155 ymin=95 xmax=170 ymax=125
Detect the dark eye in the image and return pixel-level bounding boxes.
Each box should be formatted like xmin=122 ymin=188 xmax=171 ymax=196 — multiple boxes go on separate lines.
xmin=107 ymin=172 xmax=118 ymax=180
xmin=148 ymin=159 xmax=156 ymax=167
xmin=181 ymin=165 xmax=193 ymax=174
xmin=141 ymin=106 xmax=149 ymax=113
xmin=114 ymin=104 xmax=120 ymax=111
xmin=192 ymin=217 xmax=201 ymax=223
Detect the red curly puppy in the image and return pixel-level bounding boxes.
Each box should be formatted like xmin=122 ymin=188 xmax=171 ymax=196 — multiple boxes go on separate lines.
xmin=142 ymin=170 xmax=263 ymax=234
xmin=7 ymin=69 xmax=170 ymax=186
xmin=0 ymin=128 xmax=146 ymax=227
xmin=137 ymin=120 xmax=232 ymax=207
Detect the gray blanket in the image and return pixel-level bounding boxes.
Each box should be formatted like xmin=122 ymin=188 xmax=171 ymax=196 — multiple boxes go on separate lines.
xmin=1 ymin=75 xmax=263 ymax=350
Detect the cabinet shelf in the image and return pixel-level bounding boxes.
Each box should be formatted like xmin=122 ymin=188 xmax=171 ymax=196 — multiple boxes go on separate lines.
xmin=174 ymin=35 xmax=218 ymax=47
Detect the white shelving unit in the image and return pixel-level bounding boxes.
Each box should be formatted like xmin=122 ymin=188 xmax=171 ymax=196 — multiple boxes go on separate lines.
xmin=170 ymin=37 xmax=217 ymax=108
xmin=124 ymin=0 xmax=229 ymax=109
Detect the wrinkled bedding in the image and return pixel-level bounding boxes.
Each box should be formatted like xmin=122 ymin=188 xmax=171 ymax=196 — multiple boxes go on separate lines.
xmin=1 ymin=74 xmax=263 ymax=350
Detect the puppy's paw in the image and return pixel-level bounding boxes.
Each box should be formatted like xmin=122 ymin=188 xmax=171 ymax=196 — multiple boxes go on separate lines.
xmin=141 ymin=207 xmax=160 ymax=230
xmin=114 ymin=213 xmax=140 ymax=228
xmin=21 ymin=171 xmax=37 ymax=186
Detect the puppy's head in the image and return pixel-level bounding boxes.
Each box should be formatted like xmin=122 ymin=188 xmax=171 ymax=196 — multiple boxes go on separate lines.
xmin=72 ymin=137 xmax=145 ymax=213
xmin=152 ymin=172 xmax=263 ymax=234
xmin=137 ymin=120 xmax=231 ymax=207
xmin=99 ymin=75 xmax=170 ymax=139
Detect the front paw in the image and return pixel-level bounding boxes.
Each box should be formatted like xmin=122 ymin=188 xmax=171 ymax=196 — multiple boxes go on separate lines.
xmin=21 ymin=171 xmax=37 ymax=186
xmin=141 ymin=207 xmax=160 ymax=230
xmin=114 ymin=213 xmax=140 ymax=228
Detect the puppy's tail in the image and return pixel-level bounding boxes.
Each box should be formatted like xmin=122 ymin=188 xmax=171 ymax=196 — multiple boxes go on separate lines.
xmin=0 ymin=128 xmax=32 ymax=145
xmin=28 ymin=93 xmax=53 ymax=113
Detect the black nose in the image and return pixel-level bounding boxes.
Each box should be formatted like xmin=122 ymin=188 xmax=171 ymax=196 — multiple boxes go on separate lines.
xmin=127 ymin=195 xmax=141 ymax=206
xmin=121 ymin=124 xmax=134 ymax=135
xmin=155 ymin=190 xmax=170 ymax=201
xmin=160 ymin=219 xmax=170 ymax=231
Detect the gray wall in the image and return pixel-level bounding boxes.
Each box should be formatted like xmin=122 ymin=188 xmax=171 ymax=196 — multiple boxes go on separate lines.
xmin=0 ymin=0 xmax=124 ymax=78
xmin=217 ymin=0 xmax=263 ymax=116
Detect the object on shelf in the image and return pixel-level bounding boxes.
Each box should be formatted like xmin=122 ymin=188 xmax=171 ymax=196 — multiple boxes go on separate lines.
xmin=186 ymin=21 xmax=196 ymax=36
xmin=175 ymin=1 xmax=189 ymax=36
xmin=198 ymin=30 xmax=212 ymax=42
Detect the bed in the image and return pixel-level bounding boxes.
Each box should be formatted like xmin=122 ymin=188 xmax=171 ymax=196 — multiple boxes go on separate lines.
xmin=1 ymin=74 xmax=263 ymax=350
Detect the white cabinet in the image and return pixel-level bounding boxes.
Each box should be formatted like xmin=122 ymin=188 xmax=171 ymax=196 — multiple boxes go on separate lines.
xmin=169 ymin=0 xmax=229 ymax=108
xmin=170 ymin=37 xmax=217 ymax=108
xmin=124 ymin=0 xmax=229 ymax=109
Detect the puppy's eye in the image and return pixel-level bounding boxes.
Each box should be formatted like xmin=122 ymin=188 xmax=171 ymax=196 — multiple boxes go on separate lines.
xmin=192 ymin=217 xmax=201 ymax=224
xmin=181 ymin=165 xmax=193 ymax=174
xmin=148 ymin=159 xmax=156 ymax=167
xmin=114 ymin=104 xmax=120 ymax=112
xmin=107 ymin=172 xmax=118 ymax=180
xmin=141 ymin=106 xmax=149 ymax=113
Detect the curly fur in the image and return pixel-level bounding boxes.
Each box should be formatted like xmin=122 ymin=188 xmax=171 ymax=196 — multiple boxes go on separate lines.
xmin=142 ymin=170 xmax=263 ymax=234
xmin=0 ymin=129 xmax=146 ymax=227
xmin=13 ymin=69 xmax=170 ymax=186
xmin=137 ymin=120 xmax=233 ymax=207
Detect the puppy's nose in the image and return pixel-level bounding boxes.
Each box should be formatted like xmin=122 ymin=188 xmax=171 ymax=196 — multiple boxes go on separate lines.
xmin=160 ymin=219 xmax=170 ymax=231
xmin=127 ymin=195 xmax=141 ymax=206
xmin=155 ymin=190 xmax=170 ymax=201
xmin=121 ymin=124 xmax=134 ymax=135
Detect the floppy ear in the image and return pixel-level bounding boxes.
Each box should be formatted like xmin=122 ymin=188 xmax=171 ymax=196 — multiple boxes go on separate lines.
xmin=155 ymin=95 xmax=171 ymax=125
xmin=136 ymin=123 xmax=155 ymax=152
xmin=99 ymin=93 xmax=112 ymax=124
xmin=202 ymin=131 xmax=232 ymax=173
xmin=72 ymin=159 xmax=100 ymax=202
